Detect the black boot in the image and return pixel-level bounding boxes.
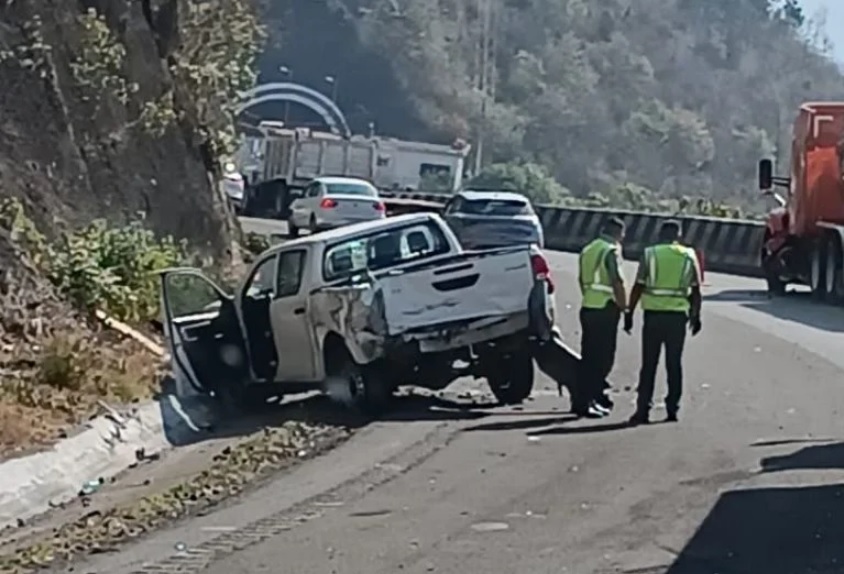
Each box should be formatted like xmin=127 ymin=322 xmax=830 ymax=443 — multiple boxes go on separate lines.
xmin=627 ymin=411 xmax=650 ymax=426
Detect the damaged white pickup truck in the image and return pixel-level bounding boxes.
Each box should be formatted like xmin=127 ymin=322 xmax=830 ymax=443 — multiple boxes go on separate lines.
xmin=160 ymin=213 xmax=556 ymax=414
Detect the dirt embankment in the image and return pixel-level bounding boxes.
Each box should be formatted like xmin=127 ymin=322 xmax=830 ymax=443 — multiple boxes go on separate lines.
xmin=0 ymin=0 xmax=237 ymax=249
xmin=0 ymin=0 xmax=244 ymax=454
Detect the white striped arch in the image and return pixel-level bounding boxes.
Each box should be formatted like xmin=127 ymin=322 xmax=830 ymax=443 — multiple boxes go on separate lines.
xmin=236 ymin=82 xmax=351 ymax=137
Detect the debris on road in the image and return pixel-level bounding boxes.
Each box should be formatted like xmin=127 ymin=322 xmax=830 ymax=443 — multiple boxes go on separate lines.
xmin=0 ymin=421 xmax=353 ymax=574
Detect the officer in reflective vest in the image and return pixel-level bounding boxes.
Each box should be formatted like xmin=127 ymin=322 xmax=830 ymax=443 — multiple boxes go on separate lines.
xmin=623 ymin=220 xmax=702 ymax=425
xmin=576 ymin=217 xmax=627 ymax=418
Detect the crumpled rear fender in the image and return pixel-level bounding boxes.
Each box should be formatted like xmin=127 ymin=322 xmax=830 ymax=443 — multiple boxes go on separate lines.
xmin=309 ymin=283 xmax=388 ymax=368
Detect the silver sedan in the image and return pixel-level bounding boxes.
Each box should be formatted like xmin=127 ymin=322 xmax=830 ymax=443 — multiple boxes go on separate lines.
xmin=442 ymin=190 xmax=544 ymax=249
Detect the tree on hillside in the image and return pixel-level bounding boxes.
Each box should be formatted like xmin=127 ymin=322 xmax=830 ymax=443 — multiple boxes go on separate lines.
xmin=269 ymin=0 xmax=841 ymax=209
xmin=465 ymin=162 xmax=571 ymax=204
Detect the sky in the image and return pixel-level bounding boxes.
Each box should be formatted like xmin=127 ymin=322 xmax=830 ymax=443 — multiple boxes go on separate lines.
xmin=799 ymin=0 xmax=844 ymax=61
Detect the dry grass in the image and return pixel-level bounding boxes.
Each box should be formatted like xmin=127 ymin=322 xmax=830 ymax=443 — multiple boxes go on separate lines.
xmin=0 ymin=250 xmax=162 ymax=459
xmin=0 ymin=330 xmax=162 ymax=459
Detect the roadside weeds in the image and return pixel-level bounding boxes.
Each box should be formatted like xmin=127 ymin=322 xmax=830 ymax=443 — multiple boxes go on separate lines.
xmin=0 ymin=419 xmax=354 ymax=574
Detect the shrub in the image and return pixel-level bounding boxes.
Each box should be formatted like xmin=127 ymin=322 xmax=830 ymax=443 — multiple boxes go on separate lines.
xmin=0 ymin=198 xmax=186 ymax=323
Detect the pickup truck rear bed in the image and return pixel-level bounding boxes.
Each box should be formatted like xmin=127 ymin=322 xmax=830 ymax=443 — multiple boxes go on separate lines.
xmin=374 ymin=247 xmax=535 ymax=335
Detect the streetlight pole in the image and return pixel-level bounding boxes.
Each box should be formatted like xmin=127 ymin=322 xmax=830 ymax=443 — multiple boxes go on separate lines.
xmin=279 ymin=65 xmax=292 ymax=125
xmin=325 ymin=75 xmax=339 ymax=103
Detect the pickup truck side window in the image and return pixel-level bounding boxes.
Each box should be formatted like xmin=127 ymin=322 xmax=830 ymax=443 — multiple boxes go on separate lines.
xmin=322 ymin=221 xmax=450 ymax=281
xmin=276 ymin=250 xmax=305 ymax=297
xmin=244 ymin=256 xmax=278 ymax=299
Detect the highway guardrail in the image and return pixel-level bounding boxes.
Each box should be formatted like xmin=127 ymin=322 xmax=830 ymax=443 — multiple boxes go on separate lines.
xmin=379 ymin=191 xmax=765 ymax=278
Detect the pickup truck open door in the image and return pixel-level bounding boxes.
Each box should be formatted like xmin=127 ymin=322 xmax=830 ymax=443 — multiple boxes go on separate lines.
xmin=158 ymin=268 xmax=250 ymax=398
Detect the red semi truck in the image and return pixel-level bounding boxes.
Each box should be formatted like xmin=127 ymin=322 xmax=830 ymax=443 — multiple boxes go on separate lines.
xmin=758 ymin=101 xmax=844 ymax=301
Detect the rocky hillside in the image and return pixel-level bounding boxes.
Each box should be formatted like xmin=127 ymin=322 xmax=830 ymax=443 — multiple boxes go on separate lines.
xmin=0 ymin=0 xmax=261 ymax=454
xmin=0 ymin=0 xmax=259 ymax=257
xmin=261 ymin=0 xmax=841 ymax=206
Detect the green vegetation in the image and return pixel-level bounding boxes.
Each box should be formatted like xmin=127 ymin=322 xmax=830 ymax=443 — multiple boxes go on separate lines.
xmin=466 ymin=162 xmax=754 ymax=219
xmin=466 ymin=162 xmax=571 ymax=204
xmin=168 ymin=0 xmax=266 ymax=158
xmin=71 ymin=9 xmax=138 ymax=106
xmin=1 ymin=199 xmax=185 ymax=323
xmin=64 ymin=2 xmax=264 ymax=160
xmin=271 ymin=0 xmax=838 ymax=210
xmin=0 ymin=200 xmax=182 ymax=453
xmin=0 ymin=0 xmax=268 ymax=454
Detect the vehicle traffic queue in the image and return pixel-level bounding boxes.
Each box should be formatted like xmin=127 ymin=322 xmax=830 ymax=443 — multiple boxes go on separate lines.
xmin=576 ymin=217 xmax=703 ymax=426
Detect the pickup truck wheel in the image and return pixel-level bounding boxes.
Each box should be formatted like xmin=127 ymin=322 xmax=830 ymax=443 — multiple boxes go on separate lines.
xmin=486 ymin=349 xmax=535 ymax=405
xmin=336 ymin=356 xmax=393 ymax=416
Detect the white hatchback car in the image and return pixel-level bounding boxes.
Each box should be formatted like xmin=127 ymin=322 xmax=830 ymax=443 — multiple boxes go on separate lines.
xmin=287 ymin=176 xmax=386 ymax=237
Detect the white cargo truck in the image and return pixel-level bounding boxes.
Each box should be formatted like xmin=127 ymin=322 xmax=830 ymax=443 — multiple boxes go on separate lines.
xmin=237 ymin=124 xmax=470 ymax=218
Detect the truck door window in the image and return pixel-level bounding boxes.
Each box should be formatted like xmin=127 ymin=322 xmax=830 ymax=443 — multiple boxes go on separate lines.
xmin=276 ymin=250 xmax=306 ymax=297
xmin=245 ymin=256 xmax=278 ymax=299
xmin=165 ymin=273 xmax=227 ymax=318
xmin=419 ymin=163 xmax=451 ymax=178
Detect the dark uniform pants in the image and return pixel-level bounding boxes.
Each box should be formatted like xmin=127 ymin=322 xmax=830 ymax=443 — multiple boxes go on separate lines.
xmin=577 ymin=303 xmax=620 ymax=410
xmin=636 ymin=310 xmax=688 ymax=415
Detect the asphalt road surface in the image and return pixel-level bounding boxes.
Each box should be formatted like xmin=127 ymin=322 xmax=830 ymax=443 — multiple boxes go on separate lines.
xmin=77 ymin=218 xmax=844 ymax=574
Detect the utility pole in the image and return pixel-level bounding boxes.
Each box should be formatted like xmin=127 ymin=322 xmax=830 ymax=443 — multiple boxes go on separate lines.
xmin=279 ymin=66 xmax=292 ymax=125
xmin=473 ymin=0 xmax=495 ymax=175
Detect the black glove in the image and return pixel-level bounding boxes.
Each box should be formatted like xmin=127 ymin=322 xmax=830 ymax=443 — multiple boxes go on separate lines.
xmin=689 ymin=315 xmax=702 ymax=336
xmin=623 ymin=311 xmax=634 ymax=334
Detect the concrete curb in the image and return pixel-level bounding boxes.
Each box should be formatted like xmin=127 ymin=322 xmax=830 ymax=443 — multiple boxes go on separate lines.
xmin=0 ymin=393 xmax=213 ymax=529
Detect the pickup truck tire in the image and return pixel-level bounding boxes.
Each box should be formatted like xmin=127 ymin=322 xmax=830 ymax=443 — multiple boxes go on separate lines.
xmin=332 ymin=351 xmax=393 ymax=416
xmin=486 ymin=349 xmax=535 ymax=405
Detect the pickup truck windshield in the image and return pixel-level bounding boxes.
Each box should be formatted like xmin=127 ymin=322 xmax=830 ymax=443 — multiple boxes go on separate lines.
xmin=323 ymin=221 xmax=451 ymax=281
xmin=458 ymin=198 xmax=532 ymax=216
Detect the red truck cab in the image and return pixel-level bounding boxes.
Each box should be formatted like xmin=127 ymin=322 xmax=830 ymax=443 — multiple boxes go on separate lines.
xmin=759 ymin=102 xmax=844 ymax=301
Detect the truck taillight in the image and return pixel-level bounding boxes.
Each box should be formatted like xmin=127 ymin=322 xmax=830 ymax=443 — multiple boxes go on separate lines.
xmin=531 ymin=253 xmax=554 ymax=294
xmin=373 ymin=201 xmax=385 ymax=212
xmin=320 ymin=198 xmax=337 ymax=209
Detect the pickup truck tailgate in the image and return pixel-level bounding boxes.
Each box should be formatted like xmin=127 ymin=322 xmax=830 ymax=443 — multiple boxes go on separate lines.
xmin=377 ymin=248 xmax=534 ymax=335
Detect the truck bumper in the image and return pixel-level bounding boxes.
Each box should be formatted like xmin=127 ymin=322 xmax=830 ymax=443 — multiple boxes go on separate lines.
xmin=401 ymin=313 xmax=531 ymax=354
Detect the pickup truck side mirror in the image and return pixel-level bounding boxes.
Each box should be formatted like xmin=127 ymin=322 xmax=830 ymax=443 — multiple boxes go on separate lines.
xmin=758 ymin=158 xmax=773 ymax=190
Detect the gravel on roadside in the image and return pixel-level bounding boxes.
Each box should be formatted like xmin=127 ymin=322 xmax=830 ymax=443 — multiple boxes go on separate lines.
xmin=0 ymin=420 xmax=354 ymax=574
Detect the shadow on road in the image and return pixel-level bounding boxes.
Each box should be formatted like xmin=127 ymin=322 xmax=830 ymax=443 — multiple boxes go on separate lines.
xmin=528 ymin=420 xmax=634 ymax=436
xmin=759 ymin=440 xmax=844 ymax=473
xmin=155 ymin=380 xmax=492 ymax=450
xmin=463 ymin=415 xmax=578 ymax=432
xmin=663 ymin=482 xmax=844 ymax=573
xmin=750 ymin=437 xmax=837 ymax=448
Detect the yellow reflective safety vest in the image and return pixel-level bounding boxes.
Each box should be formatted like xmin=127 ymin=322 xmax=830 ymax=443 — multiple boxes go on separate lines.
xmin=579 ymin=237 xmax=618 ymax=309
xmin=641 ymin=243 xmax=698 ymax=313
